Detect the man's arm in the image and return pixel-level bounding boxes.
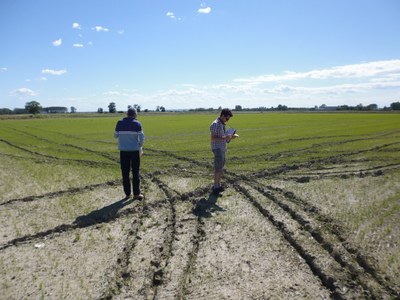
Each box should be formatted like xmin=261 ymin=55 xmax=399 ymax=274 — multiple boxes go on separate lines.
xmin=210 ymin=123 xmax=234 ymax=141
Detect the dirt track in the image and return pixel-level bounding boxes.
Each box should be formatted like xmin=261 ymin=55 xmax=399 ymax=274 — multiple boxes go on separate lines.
xmin=1 ymin=142 xmax=400 ymax=299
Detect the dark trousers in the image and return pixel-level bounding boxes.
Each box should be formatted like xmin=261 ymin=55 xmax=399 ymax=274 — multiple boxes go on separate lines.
xmin=120 ymin=151 xmax=141 ymax=196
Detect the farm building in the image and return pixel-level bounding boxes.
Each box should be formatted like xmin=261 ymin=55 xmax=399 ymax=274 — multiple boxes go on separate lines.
xmin=42 ymin=107 xmax=68 ymax=114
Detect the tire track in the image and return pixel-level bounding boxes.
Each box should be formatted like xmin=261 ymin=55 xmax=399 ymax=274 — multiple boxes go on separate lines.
xmin=251 ymin=142 xmax=400 ymax=179
xmin=233 ymin=183 xmax=355 ymax=299
xmin=0 ymin=179 xmax=120 ymax=206
xmin=100 ymin=198 xmax=145 ymax=299
xmin=274 ymin=162 xmax=400 ymax=183
xmin=148 ymin=175 xmax=211 ymax=300
xmin=64 ymin=144 xmax=118 ymax=163
xmin=0 ymin=202 xmax=141 ymax=251
xmin=146 ymin=174 xmax=179 ymax=297
xmin=261 ymin=184 xmax=400 ymax=299
xmin=0 ymin=137 xmax=115 ymax=167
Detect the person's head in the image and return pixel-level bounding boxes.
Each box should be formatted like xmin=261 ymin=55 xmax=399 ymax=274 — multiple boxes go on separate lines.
xmin=127 ymin=107 xmax=137 ymax=117
xmin=219 ymin=108 xmax=233 ymax=123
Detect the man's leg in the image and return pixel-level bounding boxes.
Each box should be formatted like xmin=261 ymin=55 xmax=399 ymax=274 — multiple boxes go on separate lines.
xmin=120 ymin=151 xmax=131 ymax=196
xmin=212 ymin=149 xmax=225 ymax=193
xmin=131 ymin=151 xmax=141 ymax=196
xmin=214 ymin=170 xmax=223 ymax=187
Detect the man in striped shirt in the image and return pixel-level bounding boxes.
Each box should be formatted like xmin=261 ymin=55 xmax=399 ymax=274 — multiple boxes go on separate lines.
xmin=114 ymin=107 xmax=145 ymax=200
xmin=210 ymin=108 xmax=237 ymax=195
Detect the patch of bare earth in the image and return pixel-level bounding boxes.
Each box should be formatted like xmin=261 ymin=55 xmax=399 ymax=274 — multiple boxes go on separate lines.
xmin=1 ymin=164 xmax=399 ymax=299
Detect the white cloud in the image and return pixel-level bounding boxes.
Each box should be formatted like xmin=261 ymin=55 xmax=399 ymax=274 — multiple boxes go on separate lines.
xmin=92 ymin=26 xmax=109 ymax=32
xmin=42 ymin=69 xmax=67 ymax=76
xmin=198 ymin=6 xmax=211 ymax=14
xmin=39 ymin=77 xmax=47 ymax=81
xmin=1 ymin=67 xmax=7 ymax=72
xmin=11 ymin=88 xmax=38 ymax=98
xmin=87 ymin=41 xmax=93 ymax=46
xmin=72 ymin=22 xmax=81 ymax=30
xmin=117 ymin=30 xmax=125 ymax=35
xmin=166 ymin=11 xmax=176 ymax=19
xmin=52 ymin=38 xmax=62 ymax=46
xmin=73 ymin=43 xmax=84 ymax=48
xmin=235 ymin=60 xmax=400 ymax=84
xmin=166 ymin=12 xmax=181 ymax=20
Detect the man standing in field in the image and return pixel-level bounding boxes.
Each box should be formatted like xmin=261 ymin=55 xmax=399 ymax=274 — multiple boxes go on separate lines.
xmin=114 ymin=107 xmax=145 ymax=200
xmin=210 ymin=108 xmax=238 ymax=195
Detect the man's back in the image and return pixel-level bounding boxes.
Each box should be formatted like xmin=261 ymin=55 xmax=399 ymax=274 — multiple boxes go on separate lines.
xmin=115 ymin=117 xmax=144 ymax=151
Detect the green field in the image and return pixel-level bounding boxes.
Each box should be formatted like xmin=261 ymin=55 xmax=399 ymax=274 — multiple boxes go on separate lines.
xmin=1 ymin=112 xmax=399 ymax=298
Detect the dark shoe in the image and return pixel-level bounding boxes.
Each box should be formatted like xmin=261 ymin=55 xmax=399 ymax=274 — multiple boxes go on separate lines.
xmin=133 ymin=194 xmax=144 ymax=200
xmin=124 ymin=194 xmax=132 ymax=200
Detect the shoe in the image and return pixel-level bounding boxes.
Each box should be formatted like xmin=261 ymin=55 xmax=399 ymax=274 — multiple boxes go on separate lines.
xmin=133 ymin=194 xmax=144 ymax=200
xmin=124 ymin=194 xmax=132 ymax=200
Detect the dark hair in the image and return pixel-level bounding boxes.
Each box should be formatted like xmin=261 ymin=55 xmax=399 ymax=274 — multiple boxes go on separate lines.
xmin=127 ymin=107 xmax=137 ymax=116
xmin=220 ymin=108 xmax=233 ymax=117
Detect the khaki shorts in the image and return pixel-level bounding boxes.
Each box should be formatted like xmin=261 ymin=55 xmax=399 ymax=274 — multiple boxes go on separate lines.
xmin=212 ymin=148 xmax=226 ymax=172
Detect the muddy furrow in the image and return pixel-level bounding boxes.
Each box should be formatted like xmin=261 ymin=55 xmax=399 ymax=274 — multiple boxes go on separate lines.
xmin=265 ymin=184 xmax=400 ymax=298
xmin=244 ymin=181 xmax=396 ymax=298
xmin=97 ymin=176 xmax=181 ymax=299
xmin=148 ymin=175 xmax=212 ymax=300
xmin=240 ymin=131 xmax=400 ymax=162
xmin=0 ymin=137 xmax=115 ymax=167
xmin=64 ymin=144 xmax=118 ymax=163
xmin=280 ymin=162 xmax=400 ymax=182
xmin=145 ymin=175 xmax=179 ymax=298
xmin=145 ymin=148 xmax=209 ymax=168
xmin=0 ymin=204 xmax=141 ymax=251
xmin=250 ymin=142 xmax=400 ymax=180
xmin=100 ymin=202 xmax=145 ymax=299
xmin=234 ymin=183 xmax=363 ymax=299
xmin=0 ymin=179 xmax=120 ymax=206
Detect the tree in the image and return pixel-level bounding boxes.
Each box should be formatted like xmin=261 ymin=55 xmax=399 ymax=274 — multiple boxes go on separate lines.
xmin=108 ymin=102 xmax=116 ymax=113
xmin=366 ymin=104 xmax=378 ymax=111
xmin=277 ymin=104 xmax=288 ymax=111
xmin=160 ymin=106 xmax=166 ymax=112
xmin=25 ymin=101 xmax=42 ymax=114
xmin=70 ymin=106 xmax=77 ymax=113
xmin=0 ymin=108 xmax=12 ymax=115
xmin=133 ymin=104 xmax=141 ymax=113
xmin=97 ymin=108 xmax=104 ymax=113
xmin=390 ymin=102 xmax=400 ymax=110
xmin=235 ymin=105 xmax=243 ymax=111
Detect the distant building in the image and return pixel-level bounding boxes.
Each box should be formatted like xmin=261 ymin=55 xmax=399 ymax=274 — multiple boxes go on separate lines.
xmin=42 ymin=107 xmax=68 ymax=113
xmin=318 ymin=105 xmax=337 ymax=111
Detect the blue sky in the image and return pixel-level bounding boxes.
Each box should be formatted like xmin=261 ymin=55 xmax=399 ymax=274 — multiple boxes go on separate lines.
xmin=1 ymin=0 xmax=400 ymax=112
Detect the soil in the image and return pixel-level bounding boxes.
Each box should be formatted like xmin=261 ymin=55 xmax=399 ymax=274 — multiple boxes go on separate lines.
xmin=1 ymin=148 xmax=399 ymax=299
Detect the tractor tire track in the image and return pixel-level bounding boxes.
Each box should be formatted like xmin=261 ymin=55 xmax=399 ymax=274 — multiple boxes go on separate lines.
xmin=0 ymin=179 xmax=120 ymax=206
xmin=233 ymin=183 xmax=359 ymax=299
xmin=0 ymin=204 xmax=141 ymax=251
xmin=0 ymin=137 xmax=115 ymax=167
xmin=251 ymin=142 xmax=400 ymax=179
xmin=98 ymin=175 xmax=181 ymax=299
xmin=262 ymin=184 xmax=400 ymax=298
xmin=100 ymin=200 xmax=145 ymax=299
xmin=148 ymin=175 xmax=211 ymax=300
xmin=275 ymin=162 xmax=400 ymax=183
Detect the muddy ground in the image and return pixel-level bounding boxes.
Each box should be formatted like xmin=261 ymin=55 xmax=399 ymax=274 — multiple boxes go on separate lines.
xmin=1 ymin=145 xmax=400 ymax=299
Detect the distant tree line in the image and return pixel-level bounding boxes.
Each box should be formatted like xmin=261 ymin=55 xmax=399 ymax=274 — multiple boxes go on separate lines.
xmin=0 ymin=101 xmax=76 ymax=115
xmin=2 ymin=101 xmax=399 ymax=115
